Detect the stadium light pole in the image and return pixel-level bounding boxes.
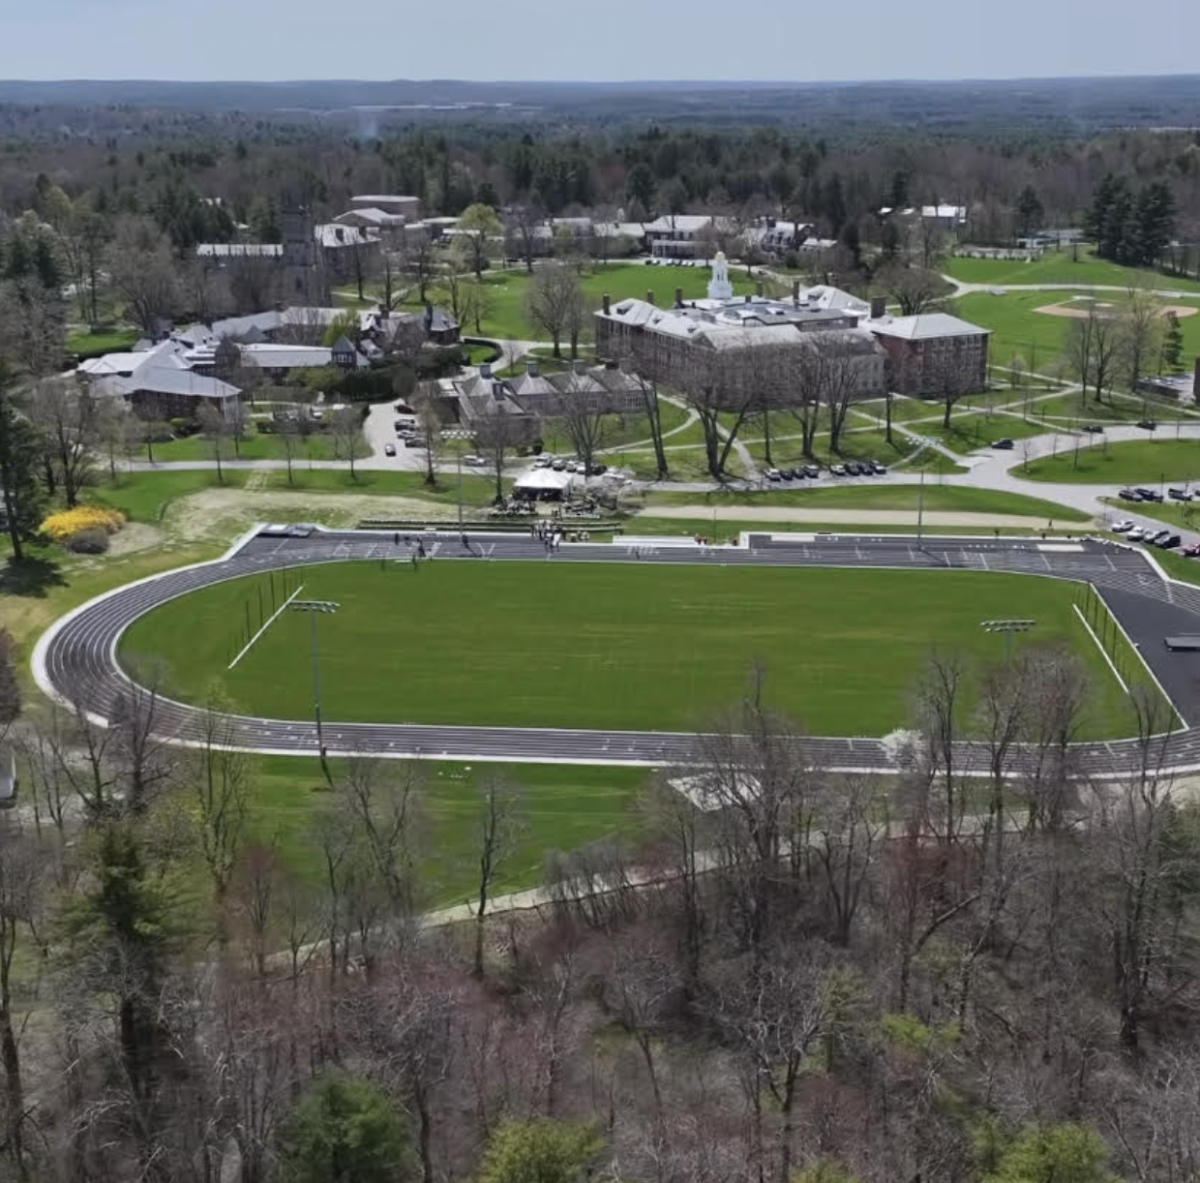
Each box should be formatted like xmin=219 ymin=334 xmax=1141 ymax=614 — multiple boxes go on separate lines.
xmin=980 ymin=618 xmax=1035 ymax=663
xmin=289 ymin=599 xmax=341 ymax=782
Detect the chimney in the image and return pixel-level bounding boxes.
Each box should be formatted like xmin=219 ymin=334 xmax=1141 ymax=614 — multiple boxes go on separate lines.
xmin=755 ymin=281 xmax=765 ymax=298
xmin=526 ymin=360 xmax=539 ymax=377
xmin=870 ymin=296 xmax=887 ymax=319
xmin=602 ymin=293 xmax=611 ymax=315
xmin=674 ymin=286 xmax=683 ymax=308
xmin=646 ymin=289 xmax=655 ymax=305
xmin=792 ymin=281 xmax=800 ymax=305
xmin=479 ymin=362 xmax=492 ymax=379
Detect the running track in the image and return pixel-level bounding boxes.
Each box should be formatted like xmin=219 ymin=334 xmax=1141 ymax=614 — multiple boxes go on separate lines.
xmin=31 ymin=528 xmax=1200 ymax=777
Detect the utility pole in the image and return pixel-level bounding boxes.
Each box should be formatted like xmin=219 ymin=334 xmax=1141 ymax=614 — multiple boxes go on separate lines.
xmin=457 ymin=451 xmax=464 ymax=532
xmin=917 ymin=468 xmax=926 ymax=545
xmin=289 ymin=599 xmax=341 ymax=784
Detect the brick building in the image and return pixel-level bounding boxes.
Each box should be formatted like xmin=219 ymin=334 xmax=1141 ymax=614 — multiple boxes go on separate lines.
xmin=867 ymin=312 xmax=990 ymax=396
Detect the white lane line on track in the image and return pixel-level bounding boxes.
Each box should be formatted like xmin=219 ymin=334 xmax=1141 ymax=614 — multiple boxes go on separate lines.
xmin=1074 ymin=603 xmax=1129 ymax=695
xmin=228 ymin=582 xmax=305 ymax=670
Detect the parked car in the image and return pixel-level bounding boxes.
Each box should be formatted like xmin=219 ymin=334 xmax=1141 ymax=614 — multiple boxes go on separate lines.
xmin=1159 ymin=534 xmax=1183 ymax=549
xmin=1137 ymin=419 xmax=1158 ymax=431
xmin=780 ymin=468 xmax=794 ymax=481
xmin=552 ymin=460 xmax=566 ymax=471
xmin=534 ymin=456 xmax=551 ymax=468
xmin=1147 ymin=530 xmax=1172 ymax=546
xmin=1111 ymin=520 xmax=1134 ymax=533
xmin=463 ymin=454 xmax=486 ymax=467
xmin=766 ymin=468 xmax=782 ymax=482
xmin=1118 ymin=488 xmax=1139 ymax=501
xmin=383 ymin=442 xmax=396 ymax=457
xmin=1144 ymin=490 xmax=1165 ymax=502
xmin=830 ymin=464 xmax=847 ymax=476
xmin=1170 ymin=488 xmax=1193 ymax=501
xmin=1183 ymin=542 xmax=1200 ymax=557
xmin=589 ymin=463 xmax=608 ymax=476
xmin=845 ymin=462 xmax=862 ymax=476
xmin=804 ymin=464 xmax=820 ymax=479
xmin=991 ymin=438 xmax=1015 ymax=450
xmin=1082 ymin=424 xmax=1105 ymax=434
xmin=1127 ymin=527 xmax=1146 ymax=541
xmin=871 ymin=461 xmax=888 ymax=475
xmin=790 ymin=468 xmax=806 ymax=480
xmin=404 ymin=436 xmax=428 ymax=448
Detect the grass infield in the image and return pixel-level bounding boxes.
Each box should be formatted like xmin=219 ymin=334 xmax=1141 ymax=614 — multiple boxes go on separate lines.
xmin=120 ymin=560 xmax=1145 ymax=738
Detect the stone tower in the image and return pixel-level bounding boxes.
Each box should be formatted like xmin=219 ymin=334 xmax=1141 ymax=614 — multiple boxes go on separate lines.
xmin=280 ymin=205 xmax=329 ymax=307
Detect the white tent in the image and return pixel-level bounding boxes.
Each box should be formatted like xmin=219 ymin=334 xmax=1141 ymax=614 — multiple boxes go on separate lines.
xmin=513 ymin=468 xmax=575 ymax=499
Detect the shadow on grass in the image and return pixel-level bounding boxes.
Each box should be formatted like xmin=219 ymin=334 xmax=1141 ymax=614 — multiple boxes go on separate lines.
xmin=0 ymin=554 xmax=68 ymax=598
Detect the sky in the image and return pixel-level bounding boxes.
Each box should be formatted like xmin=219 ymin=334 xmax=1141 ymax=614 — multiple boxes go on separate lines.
xmin=3 ymin=0 xmax=1199 ymax=82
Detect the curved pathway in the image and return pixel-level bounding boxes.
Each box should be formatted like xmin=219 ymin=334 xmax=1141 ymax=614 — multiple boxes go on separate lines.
xmin=31 ymin=528 xmax=1200 ymax=778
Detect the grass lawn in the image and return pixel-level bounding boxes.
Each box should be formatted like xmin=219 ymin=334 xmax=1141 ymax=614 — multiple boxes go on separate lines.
xmin=1016 ymin=437 xmax=1200 ymax=484
xmin=953 ymin=289 xmax=1200 ymax=371
xmin=64 ymin=326 xmax=141 ymax=357
xmin=1023 ymin=390 xmax=1200 ymax=425
xmin=120 ymin=561 xmax=1143 ymax=738
xmin=945 ymin=248 xmax=1200 ymax=293
xmin=919 ymin=410 xmax=1049 ymax=454
xmin=146 ymin=430 xmax=370 ymax=463
xmin=627 ymin=517 xmax=1077 ymax=541
xmin=400 ymin=262 xmax=754 ymax=342
xmin=640 ymin=484 xmax=1090 ymax=520
xmin=248 ymin=756 xmax=644 ymax=903
xmin=1099 ymin=497 xmax=1200 ymax=532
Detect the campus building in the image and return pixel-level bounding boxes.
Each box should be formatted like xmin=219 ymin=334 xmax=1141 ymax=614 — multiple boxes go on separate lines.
xmin=868 ymin=312 xmax=991 ymax=396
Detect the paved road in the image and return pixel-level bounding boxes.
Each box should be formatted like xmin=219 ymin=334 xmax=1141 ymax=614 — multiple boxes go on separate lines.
xmin=31 ymin=528 xmax=1200 ymax=778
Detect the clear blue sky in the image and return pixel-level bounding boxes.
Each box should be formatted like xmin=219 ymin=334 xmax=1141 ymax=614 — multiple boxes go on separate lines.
xmin=3 ymin=0 xmax=1198 ymax=81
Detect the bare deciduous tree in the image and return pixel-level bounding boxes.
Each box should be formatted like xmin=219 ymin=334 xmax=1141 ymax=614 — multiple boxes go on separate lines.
xmin=473 ymin=772 xmax=524 ymax=977
xmin=526 ymin=262 xmax=587 ymax=360
xmin=108 ymin=215 xmax=181 ymax=334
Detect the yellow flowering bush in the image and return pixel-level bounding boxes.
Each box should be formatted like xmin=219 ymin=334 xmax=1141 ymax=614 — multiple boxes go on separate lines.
xmin=40 ymin=505 xmax=126 ymax=543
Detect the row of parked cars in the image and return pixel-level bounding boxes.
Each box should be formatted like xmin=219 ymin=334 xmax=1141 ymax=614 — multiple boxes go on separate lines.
xmin=1112 ymin=520 xmax=1192 ymax=551
xmin=533 ymin=455 xmax=608 ymax=476
xmin=765 ymin=460 xmax=888 ymax=482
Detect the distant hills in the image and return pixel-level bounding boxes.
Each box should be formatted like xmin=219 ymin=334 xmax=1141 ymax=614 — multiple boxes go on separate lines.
xmin=2 ymin=76 xmax=1199 ymax=136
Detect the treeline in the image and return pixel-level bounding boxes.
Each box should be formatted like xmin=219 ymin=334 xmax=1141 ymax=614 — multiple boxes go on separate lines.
xmin=0 ymin=642 xmax=1198 ymax=1182
xmin=5 ymin=121 xmax=1200 ymax=244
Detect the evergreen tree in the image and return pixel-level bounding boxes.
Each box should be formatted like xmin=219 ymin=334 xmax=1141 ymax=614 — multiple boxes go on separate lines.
xmin=1134 ymin=181 xmax=1175 ymax=266
xmin=276 ymin=1075 xmax=411 ymax=1183
xmin=0 ymin=363 xmax=45 ymax=563
xmin=822 ymin=174 xmax=847 ymax=238
xmin=1015 ymin=184 xmax=1044 ymax=237
xmin=1162 ymin=311 xmax=1184 ymax=371
xmin=626 ymin=162 xmax=655 ymax=213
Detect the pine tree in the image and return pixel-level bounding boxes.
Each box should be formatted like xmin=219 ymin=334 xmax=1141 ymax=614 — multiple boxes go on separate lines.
xmin=0 ymin=364 xmax=45 ymax=563
xmin=1015 ymin=184 xmax=1044 ymax=237
xmin=1134 ymin=181 xmax=1175 ymax=266
xmin=1083 ymin=173 xmax=1117 ymax=246
xmin=1162 ymin=311 xmax=1184 ymax=371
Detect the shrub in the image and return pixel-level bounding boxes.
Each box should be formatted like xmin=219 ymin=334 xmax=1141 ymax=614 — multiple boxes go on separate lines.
xmin=168 ymin=417 xmax=199 ymax=437
xmin=41 ymin=505 xmax=126 ymax=543
xmin=64 ymin=527 xmax=110 ymax=554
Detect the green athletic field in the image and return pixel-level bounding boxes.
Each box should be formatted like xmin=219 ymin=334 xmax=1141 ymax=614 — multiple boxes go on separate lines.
xmin=119 ymin=561 xmax=1146 ymax=738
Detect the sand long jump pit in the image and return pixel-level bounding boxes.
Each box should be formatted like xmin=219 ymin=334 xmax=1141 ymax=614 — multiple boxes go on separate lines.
xmin=1036 ymin=295 xmax=1199 ymax=320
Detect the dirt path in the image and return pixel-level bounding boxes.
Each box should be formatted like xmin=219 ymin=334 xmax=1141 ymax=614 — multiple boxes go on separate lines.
xmin=636 ymin=505 xmax=1080 ymax=528
xmin=166 ymin=488 xmax=462 ymax=544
